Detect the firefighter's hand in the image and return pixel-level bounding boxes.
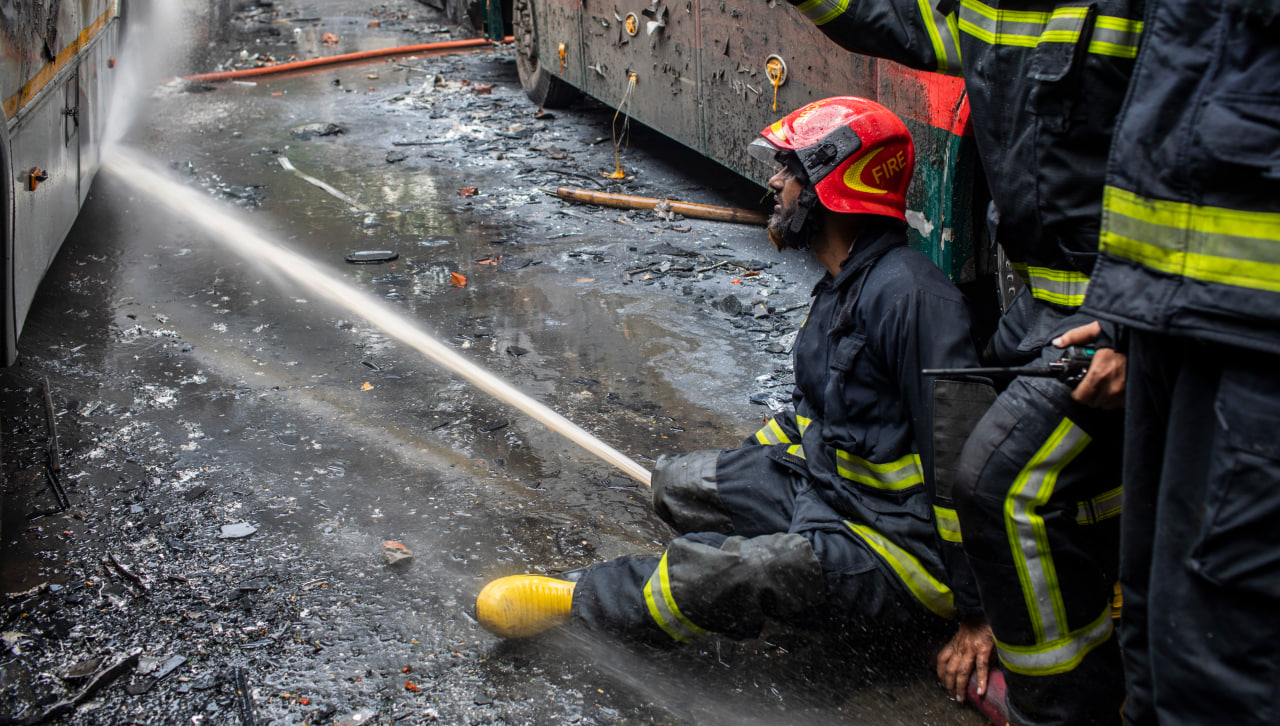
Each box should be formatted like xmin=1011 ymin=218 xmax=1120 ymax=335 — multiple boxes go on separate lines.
xmin=1053 ymin=322 xmax=1127 ymax=409
xmin=937 ymin=615 xmax=994 ymax=703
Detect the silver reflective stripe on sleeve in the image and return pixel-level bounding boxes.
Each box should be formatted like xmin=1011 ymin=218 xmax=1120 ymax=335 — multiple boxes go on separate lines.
xmin=916 ymin=0 xmax=963 ymax=75
xmin=796 ymin=0 xmax=851 ymax=26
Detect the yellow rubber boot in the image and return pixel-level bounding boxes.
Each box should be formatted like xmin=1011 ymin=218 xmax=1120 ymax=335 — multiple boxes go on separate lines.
xmin=475 ymin=575 xmax=576 ymax=638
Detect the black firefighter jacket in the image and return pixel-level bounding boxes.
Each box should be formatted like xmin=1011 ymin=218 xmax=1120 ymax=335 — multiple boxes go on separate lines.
xmin=753 ymin=223 xmax=984 ymax=617
xmin=1082 ymin=0 xmax=1280 ymax=356
xmin=784 ymin=0 xmax=1144 ymax=311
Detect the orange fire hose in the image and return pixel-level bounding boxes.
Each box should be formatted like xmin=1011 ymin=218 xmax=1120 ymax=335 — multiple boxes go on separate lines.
xmin=549 ymin=186 xmax=768 ymax=226
xmin=181 ymin=36 xmax=514 ymax=83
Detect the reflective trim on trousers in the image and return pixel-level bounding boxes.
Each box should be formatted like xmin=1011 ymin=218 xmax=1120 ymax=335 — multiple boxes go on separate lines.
xmin=643 ymin=552 xmax=709 ymax=643
xmin=836 ymin=450 xmax=925 ymax=491
xmin=846 ymin=521 xmax=957 ymax=619
xmin=1005 ymin=418 xmax=1092 ymax=644
xmin=1102 ymin=186 xmax=1280 ymax=294
xmin=934 ymin=505 xmax=963 ymax=543
xmin=1076 ymin=485 xmax=1122 ymax=525
xmin=996 ymin=606 xmax=1114 ymax=676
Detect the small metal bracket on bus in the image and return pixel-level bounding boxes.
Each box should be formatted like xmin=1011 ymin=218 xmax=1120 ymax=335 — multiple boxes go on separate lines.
xmin=28 ymin=168 xmax=49 ymax=191
xmin=765 ymin=55 xmax=788 ymax=87
xmin=765 ymin=55 xmax=788 ymax=111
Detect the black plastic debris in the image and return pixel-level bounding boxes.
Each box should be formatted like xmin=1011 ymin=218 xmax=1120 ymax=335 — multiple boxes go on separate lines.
xmin=345 ymin=250 xmax=399 ymax=264
xmin=235 ymin=666 xmax=257 ymax=726
xmin=714 ymin=294 xmax=743 ymax=316
xmin=478 ymin=418 xmax=509 ymax=433
xmin=289 ymin=122 xmax=345 ymax=140
xmin=385 ymin=150 xmax=409 ymax=163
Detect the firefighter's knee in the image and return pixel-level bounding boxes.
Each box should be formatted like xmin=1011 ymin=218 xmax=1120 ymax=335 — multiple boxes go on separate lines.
xmin=653 ymin=450 xmax=733 ymax=534
xmin=664 ymin=532 xmax=825 ymax=638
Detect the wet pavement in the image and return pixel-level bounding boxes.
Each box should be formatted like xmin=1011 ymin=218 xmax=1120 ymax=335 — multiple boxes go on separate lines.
xmin=0 ymin=2 xmax=984 ymax=724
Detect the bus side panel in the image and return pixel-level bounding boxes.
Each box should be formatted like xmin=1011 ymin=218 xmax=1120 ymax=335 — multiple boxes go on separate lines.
xmin=10 ymin=76 xmax=81 ymax=341
xmin=577 ymin=0 xmax=704 ymax=158
xmin=535 ymin=0 xmax=587 ymax=92
xmin=697 ymin=4 xmax=877 ymax=184
xmin=77 ymin=13 xmax=120 ymax=204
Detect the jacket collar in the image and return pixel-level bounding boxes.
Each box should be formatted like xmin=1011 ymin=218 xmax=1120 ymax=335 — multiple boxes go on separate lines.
xmin=812 ymin=223 xmax=907 ymax=295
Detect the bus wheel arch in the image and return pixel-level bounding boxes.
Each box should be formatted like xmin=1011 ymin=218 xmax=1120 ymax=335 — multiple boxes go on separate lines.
xmin=512 ymin=0 xmax=578 ymax=109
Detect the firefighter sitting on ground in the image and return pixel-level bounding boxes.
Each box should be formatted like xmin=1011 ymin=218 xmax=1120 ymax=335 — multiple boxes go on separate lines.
xmin=475 ymin=97 xmax=994 ymax=686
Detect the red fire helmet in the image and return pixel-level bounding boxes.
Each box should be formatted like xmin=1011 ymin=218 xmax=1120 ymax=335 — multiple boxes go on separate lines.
xmin=749 ymin=96 xmax=915 ymax=222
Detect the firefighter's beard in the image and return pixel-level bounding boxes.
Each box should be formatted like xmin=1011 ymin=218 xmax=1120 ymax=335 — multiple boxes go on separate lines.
xmin=767 ymin=195 xmax=813 ymax=251
xmin=767 ymin=197 xmax=801 ymax=250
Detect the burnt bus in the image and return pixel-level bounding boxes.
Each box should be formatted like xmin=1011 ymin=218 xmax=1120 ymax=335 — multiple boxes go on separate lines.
xmin=0 ymin=0 xmax=124 ymax=364
xmin=448 ymin=0 xmax=1008 ymax=300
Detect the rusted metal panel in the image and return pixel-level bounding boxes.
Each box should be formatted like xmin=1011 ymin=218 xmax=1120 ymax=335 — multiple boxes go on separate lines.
xmin=532 ymin=0 xmax=586 ymax=90
xmin=698 ymin=2 xmax=878 ymax=183
xmin=578 ymin=0 xmax=703 ymax=159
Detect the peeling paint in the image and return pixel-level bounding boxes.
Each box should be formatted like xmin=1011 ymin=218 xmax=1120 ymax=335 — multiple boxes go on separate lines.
xmin=906 ymin=209 xmax=935 ymax=237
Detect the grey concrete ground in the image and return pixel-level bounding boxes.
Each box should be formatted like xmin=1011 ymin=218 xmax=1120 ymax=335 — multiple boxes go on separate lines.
xmin=0 ymin=1 xmax=984 ymax=724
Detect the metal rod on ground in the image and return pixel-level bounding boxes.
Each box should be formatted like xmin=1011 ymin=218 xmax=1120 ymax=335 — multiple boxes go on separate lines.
xmin=103 ymin=148 xmax=654 ymax=487
xmin=234 ymin=667 xmax=257 ymax=726
xmin=42 ymin=377 xmax=70 ymax=510
xmin=547 ymin=186 xmax=769 ymax=226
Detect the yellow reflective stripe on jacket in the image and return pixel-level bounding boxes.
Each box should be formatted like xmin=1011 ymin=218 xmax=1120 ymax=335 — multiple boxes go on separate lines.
xmin=957 ymin=0 xmax=1141 ymax=58
xmin=787 ymin=443 xmax=807 ymax=460
xmin=1076 ymin=485 xmax=1122 ymax=525
xmin=1006 ymin=418 xmax=1091 ymax=644
xmin=643 ymin=553 xmax=709 ymax=643
xmin=1010 ymin=262 xmax=1091 ymax=307
xmin=847 ymin=521 xmax=957 ymax=619
xmin=934 ymin=505 xmax=963 ymax=543
xmin=996 ymin=606 xmax=1114 ymax=676
xmin=1089 ymin=16 xmax=1143 ymax=58
xmin=1102 ymin=186 xmax=1280 ymax=294
xmin=755 ymin=418 xmax=792 ymax=445
xmin=916 ymin=0 xmax=964 ymax=75
xmin=836 ymin=451 xmax=925 ymax=491
xmin=753 ymin=414 xmax=811 ymax=446
xmin=796 ymin=0 xmax=850 ymax=26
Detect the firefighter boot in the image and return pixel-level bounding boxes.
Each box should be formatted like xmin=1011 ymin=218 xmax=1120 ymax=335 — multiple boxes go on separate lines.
xmin=475 ymin=575 xmax=575 ymax=638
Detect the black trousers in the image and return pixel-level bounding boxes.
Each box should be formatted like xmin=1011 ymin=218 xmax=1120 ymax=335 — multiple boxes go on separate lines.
xmin=571 ymin=446 xmax=944 ymax=644
xmin=954 ymin=365 xmax=1125 ymax=726
xmin=1121 ymin=332 xmax=1280 ymax=725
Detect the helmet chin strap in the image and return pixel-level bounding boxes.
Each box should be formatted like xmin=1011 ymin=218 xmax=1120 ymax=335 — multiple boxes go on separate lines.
xmin=784 ymin=186 xmax=820 ymax=249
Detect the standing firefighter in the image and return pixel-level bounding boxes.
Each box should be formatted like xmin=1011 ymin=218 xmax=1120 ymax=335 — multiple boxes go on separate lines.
xmin=476 ymin=97 xmax=990 ymax=681
xmin=1077 ymin=2 xmax=1280 ymax=724
xmin=780 ymin=1 xmax=1143 ymax=724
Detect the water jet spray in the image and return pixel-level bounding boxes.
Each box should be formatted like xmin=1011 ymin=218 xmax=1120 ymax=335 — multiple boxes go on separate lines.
xmin=101 ymin=147 xmax=653 ymax=487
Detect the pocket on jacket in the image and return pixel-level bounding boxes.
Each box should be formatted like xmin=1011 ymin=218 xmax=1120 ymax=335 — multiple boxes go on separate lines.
xmin=1199 ymin=94 xmax=1280 ymax=176
xmin=828 ymin=333 xmax=866 ymax=373
xmin=1188 ymin=362 xmax=1280 ymax=599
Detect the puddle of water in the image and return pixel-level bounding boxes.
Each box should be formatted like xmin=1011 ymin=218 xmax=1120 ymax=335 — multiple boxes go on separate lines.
xmin=102 ymin=146 xmax=652 ymax=485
